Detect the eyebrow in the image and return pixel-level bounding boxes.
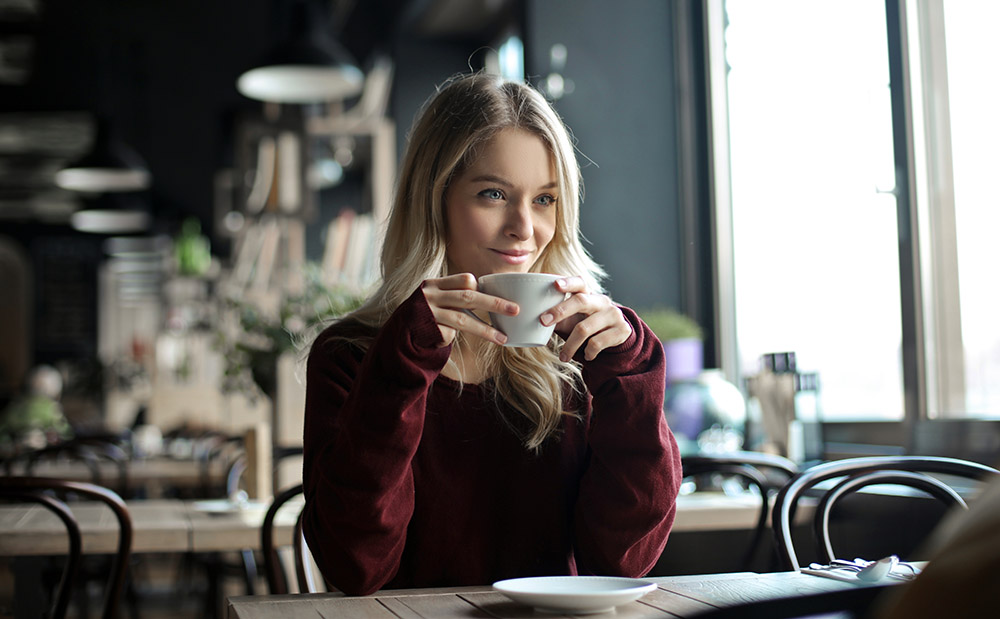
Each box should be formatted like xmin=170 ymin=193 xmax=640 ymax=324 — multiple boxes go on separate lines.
xmin=468 ymin=174 xmax=558 ymax=190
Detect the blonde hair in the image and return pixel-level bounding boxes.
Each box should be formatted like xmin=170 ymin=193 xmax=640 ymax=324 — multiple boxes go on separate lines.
xmin=329 ymin=72 xmax=606 ymax=451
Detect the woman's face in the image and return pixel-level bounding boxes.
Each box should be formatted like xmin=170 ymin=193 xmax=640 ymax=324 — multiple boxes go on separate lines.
xmin=443 ymin=128 xmax=558 ymax=278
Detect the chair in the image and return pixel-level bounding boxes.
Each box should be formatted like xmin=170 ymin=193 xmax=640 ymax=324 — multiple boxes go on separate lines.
xmin=196 ymin=444 xmax=304 ymax=615
xmin=0 ymin=476 xmax=133 ymax=619
xmin=261 ymin=483 xmax=325 ymax=594
xmin=19 ymin=438 xmax=130 ymax=498
xmin=681 ymin=451 xmax=798 ymax=568
xmin=772 ymin=455 xmax=1000 ymax=571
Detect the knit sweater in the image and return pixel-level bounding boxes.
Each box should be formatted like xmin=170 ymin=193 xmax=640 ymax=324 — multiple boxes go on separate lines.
xmin=301 ymin=287 xmax=681 ymax=595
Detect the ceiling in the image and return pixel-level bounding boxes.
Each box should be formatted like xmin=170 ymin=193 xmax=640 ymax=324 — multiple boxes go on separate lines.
xmin=0 ymin=0 xmax=517 ymax=230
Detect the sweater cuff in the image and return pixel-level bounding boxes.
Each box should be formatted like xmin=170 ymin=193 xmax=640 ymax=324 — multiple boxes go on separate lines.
xmin=580 ymin=306 xmax=661 ymax=392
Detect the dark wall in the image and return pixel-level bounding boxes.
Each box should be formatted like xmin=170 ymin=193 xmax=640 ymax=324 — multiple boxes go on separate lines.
xmin=1 ymin=0 xmax=706 ymax=366
xmin=524 ymin=0 xmax=683 ymax=312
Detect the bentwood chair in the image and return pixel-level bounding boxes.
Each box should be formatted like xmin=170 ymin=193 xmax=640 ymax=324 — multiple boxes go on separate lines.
xmin=681 ymin=451 xmax=799 ymax=568
xmin=0 ymin=476 xmax=133 ymax=619
xmin=261 ymin=483 xmax=326 ymax=594
xmin=771 ymin=455 xmax=1000 ymax=571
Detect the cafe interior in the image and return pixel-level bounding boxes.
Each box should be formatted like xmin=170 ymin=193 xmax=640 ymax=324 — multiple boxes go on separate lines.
xmin=1 ymin=0 xmax=998 ymax=617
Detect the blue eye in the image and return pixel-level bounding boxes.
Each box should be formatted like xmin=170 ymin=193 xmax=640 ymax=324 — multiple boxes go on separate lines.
xmin=479 ymin=188 xmax=504 ymax=201
xmin=535 ymin=194 xmax=557 ymax=207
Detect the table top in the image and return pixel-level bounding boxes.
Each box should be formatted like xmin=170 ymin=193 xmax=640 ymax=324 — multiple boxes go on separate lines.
xmin=0 ymin=490 xmax=786 ymax=558
xmin=225 ymin=572 xmax=862 ymax=619
xmin=0 ymin=496 xmax=302 ymax=556
xmin=8 ymin=456 xmax=227 ymax=489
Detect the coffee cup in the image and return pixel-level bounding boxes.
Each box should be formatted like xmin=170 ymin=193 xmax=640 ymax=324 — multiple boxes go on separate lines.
xmin=466 ymin=273 xmax=566 ymax=347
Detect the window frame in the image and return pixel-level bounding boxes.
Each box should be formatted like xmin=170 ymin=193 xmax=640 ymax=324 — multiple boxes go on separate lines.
xmin=703 ymin=0 xmax=991 ymax=452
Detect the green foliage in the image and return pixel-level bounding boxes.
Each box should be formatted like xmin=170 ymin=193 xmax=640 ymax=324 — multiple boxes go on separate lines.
xmin=0 ymin=395 xmax=72 ymax=448
xmin=216 ymin=263 xmax=366 ymax=399
xmin=636 ymin=307 xmax=703 ymax=342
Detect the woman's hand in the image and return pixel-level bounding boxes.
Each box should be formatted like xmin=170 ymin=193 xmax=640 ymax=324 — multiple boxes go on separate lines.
xmin=420 ymin=274 xmax=517 ymax=347
xmin=541 ymin=276 xmax=632 ymax=362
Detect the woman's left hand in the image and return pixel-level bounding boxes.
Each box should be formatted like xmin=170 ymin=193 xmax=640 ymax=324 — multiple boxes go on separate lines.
xmin=540 ymin=276 xmax=632 ymax=362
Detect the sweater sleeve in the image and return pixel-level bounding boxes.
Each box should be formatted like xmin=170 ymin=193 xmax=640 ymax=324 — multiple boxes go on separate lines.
xmin=571 ymin=305 xmax=682 ymax=577
xmin=301 ymin=287 xmax=449 ymax=595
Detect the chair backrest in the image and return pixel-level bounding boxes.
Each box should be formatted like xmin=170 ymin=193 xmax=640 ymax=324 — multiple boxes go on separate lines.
xmin=0 ymin=481 xmax=82 ymax=618
xmin=682 ymin=451 xmax=799 ymax=568
xmin=772 ymin=455 xmax=1000 ymax=571
xmin=20 ymin=439 xmax=130 ymax=497
xmin=224 ymin=445 xmax=304 ymax=498
xmin=0 ymin=476 xmax=133 ymax=619
xmin=260 ymin=483 xmax=325 ymax=594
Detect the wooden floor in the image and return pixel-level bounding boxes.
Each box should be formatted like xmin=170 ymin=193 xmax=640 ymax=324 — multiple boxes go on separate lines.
xmin=1 ymin=552 xmax=260 ymax=619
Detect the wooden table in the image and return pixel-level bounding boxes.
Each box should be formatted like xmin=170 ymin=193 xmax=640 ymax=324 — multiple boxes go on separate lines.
xmin=0 ymin=491 xmax=780 ymax=559
xmin=10 ymin=456 xmax=228 ymax=495
xmin=225 ymin=572 xmax=865 ymax=618
xmin=0 ymin=496 xmax=302 ymax=557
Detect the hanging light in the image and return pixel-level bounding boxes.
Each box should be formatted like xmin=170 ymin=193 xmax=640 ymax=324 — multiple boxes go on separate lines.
xmin=237 ymin=0 xmax=364 ymax=104
xmin=55 ymin=119 xmax=151 ymax=193
xmin=70 ymin=191 xmax=151 ymax=234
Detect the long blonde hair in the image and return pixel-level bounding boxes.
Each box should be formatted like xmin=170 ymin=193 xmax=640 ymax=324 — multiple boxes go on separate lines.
xmin=329 ymin=72 xmax=606 ymax=451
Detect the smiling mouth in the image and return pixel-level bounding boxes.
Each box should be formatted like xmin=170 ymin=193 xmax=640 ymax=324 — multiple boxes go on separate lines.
xmin=492 ymin=249 xmax=533 ymax=264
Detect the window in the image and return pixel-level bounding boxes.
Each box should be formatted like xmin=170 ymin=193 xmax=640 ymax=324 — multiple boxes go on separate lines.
xmin=708 ymin=0 xmax=1000 ymax=422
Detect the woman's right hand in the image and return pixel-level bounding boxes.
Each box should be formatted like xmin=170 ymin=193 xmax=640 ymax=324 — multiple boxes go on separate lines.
xmin=420 ymin=273 xmax=518 ymax=347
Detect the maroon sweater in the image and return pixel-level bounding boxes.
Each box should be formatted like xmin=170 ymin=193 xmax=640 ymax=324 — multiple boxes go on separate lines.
xmin=302 ymin=288 xmax=681 ymax=595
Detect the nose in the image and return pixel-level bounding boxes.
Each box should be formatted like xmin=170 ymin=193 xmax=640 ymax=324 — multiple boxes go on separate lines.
xmin=504 ymin=200 xmax=533 ymax=240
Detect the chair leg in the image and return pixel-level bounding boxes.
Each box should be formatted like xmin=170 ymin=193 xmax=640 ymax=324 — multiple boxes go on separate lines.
xmin=241 ymin=549 xmax=258 ymax=595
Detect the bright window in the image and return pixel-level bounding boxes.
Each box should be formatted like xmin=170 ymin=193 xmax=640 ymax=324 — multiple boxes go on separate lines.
xmin=714 ymin=0 xmax=1000 ymax=421
xmin=723 ymin=0 xmax=902 ymax=420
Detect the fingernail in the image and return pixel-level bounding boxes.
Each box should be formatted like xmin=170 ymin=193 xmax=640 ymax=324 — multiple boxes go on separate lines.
xmin=540 ymin=313 xmax=553 ymax=326
xmin=557 ymin=279 xmax=567 ymax=288
xmin=496 ymin=333 xmax=508 ymax=345
xmin=559 ymin=352 xmax=568 ymax=362
xmin=507 ymin=303 xmax=519 ymax=314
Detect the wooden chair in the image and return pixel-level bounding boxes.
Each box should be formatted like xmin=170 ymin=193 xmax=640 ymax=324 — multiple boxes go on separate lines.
xmin=0 ymin=476 xmax=133 ymax=619
xmin=681 ymin=451 xmax=798 ymax=568
xmin=771 ymin=455 xmax=1000 ymax=571
xmin=261 ymin=483 xmax=325 ymax=594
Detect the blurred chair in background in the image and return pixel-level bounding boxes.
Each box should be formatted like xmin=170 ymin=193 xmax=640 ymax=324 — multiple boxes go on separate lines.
xmin=772 ymin=455 xmax=1000 ymax=571
xmin=261 ymin=483 xmax=325 ymax=594
xmin=0 ymin=477 xmax=133 ymax=619
xmin=681 ymin=451 xmax=798 ymax=569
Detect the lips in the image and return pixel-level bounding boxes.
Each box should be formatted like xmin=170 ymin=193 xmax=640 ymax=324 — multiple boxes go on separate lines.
xmin=492 ymin=248 xmax=533 ymax=264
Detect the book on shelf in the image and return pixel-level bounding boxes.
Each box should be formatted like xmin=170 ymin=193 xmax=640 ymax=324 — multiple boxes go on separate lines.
xmin=322 ymin=208 xmax=377 ymax=290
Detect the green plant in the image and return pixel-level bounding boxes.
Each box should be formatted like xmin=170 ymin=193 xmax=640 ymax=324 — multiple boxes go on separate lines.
xmin=636 ymin=307 xmax=703 ymax=342
xmin=216 ymin=263 xmax=366 ymax=399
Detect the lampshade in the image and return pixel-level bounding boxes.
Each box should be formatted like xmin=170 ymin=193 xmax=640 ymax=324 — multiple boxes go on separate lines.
xmin=237 ymin=0 xmax=364 ymax=104
xmin=70 ymin=192 xmax=151 ymax=234
xmin=55 ymin=119 xmax=151 ymax=193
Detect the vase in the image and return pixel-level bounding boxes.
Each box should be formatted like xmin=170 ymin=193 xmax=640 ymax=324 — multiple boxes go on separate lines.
xmin=664 ymin=369 xmax=747 ymax=455
xmin=663 ymin=337 xmax=703 ymax=384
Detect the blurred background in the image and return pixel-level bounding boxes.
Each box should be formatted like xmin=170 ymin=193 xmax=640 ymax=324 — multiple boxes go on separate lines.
xmin=1 ymin=0 xmax=999 ymax=471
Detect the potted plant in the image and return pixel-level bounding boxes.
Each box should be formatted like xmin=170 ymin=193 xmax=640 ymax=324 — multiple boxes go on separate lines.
xmin=216 ymin=263 xmax=365 ymax=402
xmin=636 ymin=307 xmax=703 ymax=384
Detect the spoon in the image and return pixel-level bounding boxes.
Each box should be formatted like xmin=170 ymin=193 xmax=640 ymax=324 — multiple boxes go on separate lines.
xmin=856 ymin=555 xmax=898 ymax=582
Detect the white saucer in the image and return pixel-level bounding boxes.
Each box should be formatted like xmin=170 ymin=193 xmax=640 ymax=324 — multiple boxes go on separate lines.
xmin=492 ymin=576 xmax=657 ymax=614
xmin=191 ymin=499 xmax=250 ymax=515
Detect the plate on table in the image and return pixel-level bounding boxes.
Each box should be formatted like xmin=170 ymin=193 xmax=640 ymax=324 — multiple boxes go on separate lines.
xmin=492 ymin=576 xmax=657 ymax=614
xmin=191 ymin=499 xmax=251 ymax=515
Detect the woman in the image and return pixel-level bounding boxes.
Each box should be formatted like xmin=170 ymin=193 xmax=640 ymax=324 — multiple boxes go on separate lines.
xmin=302 ymin=72 xmax=681 ymax=595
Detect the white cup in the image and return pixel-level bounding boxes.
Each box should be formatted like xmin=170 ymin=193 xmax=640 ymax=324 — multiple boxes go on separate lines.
xmin=470 ymin=273 xmax=567 ymax=347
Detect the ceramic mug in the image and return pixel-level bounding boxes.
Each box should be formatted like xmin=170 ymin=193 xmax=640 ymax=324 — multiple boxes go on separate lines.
xmin=465 ymin=273 xmax=567 ymax=347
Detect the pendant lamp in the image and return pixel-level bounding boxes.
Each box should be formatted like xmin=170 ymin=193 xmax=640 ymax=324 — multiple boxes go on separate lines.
xmin=70 ymin=191 xmax=151 ymax=234
xmin=237 ymin=0 xmax=364 ymax=104
xmin=55 ymin=119 xmax=151 ymax=193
